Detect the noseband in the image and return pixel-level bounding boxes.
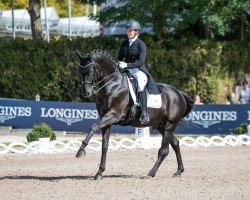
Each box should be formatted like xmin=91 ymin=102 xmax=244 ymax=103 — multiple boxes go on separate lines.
xmin=79 ymin=62 xmax=99 ymax=85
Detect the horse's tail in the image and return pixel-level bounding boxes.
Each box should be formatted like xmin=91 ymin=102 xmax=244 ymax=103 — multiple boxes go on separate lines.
xmin=181 ymin=91 xmax=194 ymax=117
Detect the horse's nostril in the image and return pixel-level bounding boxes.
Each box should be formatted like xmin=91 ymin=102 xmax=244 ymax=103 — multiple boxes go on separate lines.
xmin=86 ymin=92 xmax=91 ymax=96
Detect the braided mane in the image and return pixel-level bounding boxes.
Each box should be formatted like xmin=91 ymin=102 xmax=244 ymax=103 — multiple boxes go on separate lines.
xmin=90 ymin=49 xmax=116 ymax=65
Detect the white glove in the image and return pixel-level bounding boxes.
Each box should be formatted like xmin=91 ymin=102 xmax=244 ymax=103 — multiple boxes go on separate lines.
xmin=119 ymin=61 xmax=127 ymax=69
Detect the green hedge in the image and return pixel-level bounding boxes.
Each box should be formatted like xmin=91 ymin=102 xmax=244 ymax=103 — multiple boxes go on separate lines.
xmin=0 ymin=36 xmax=249 ymax=103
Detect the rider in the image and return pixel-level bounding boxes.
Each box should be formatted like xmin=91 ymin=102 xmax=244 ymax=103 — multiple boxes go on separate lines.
xmin=117 ymin=20 xmax=159 ymax=124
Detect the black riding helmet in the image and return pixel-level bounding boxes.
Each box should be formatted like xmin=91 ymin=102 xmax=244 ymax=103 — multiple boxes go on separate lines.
xmin=126 ymin=20 xmax=141 ymax=31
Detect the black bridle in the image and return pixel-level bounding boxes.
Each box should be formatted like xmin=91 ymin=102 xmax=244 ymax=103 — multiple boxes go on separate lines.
xmin=79 ymin=62 xmax=99 ymax=85
xmin=79 ymin=61 xmax=117 ymax=94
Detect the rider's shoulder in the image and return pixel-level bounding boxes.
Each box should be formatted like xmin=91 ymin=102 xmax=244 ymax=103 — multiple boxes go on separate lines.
xmin=136 ymin=38 xmax=146 ymax=48
xmin=122 ymin=39 xmax=129 ymax=44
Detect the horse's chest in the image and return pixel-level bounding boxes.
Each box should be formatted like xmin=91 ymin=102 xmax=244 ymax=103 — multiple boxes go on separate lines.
xmin=96 ymin=100 xmax=110 ymax=115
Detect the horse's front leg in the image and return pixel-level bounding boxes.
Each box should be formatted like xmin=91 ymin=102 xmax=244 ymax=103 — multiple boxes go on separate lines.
xmin=76 ymin=123 xmax=99 ymax=158
xmin=94 ymin=126 xmax=111 ymax=180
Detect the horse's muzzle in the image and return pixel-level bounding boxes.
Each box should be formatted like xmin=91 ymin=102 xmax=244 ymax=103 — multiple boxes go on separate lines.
xmin=83 ymin=91 xmax=92 ymax=97
xmin=82 ymin=87 xmax=92 ymax=96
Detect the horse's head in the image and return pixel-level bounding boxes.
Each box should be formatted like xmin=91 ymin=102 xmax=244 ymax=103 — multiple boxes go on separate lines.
xmin=76 ymin=49 xmax=121 ymax=97
xmin=76 ymin=51 xmax=99 ymax=97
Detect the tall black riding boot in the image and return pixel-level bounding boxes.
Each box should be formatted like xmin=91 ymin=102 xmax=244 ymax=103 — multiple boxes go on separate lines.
xmin=138 ymin=89 xmax=149 ymax=124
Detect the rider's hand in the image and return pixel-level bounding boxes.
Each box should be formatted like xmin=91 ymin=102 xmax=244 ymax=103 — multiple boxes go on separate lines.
xmin=119 ymin=61 xmax=127 ymax=69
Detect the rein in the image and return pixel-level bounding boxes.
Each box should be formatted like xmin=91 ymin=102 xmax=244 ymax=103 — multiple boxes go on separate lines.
xmin=93 ymin=71 xmax=117 ymax=94
xmin=80 ymin=61 xmax=118 ymax=94
xmin=93 ymin=72 xmax=115 ymax=94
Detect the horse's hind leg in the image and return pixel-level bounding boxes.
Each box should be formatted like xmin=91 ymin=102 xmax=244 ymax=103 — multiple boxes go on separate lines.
xmin=170 ymin=134 xmax=184 ymax=177
xmin=147 ymin=133 xmax=170 ymax=177
xmin=147 ymin=123 xmax=176 ymax=177
xmin=76 ymin=123 xmax=99 ymax=158
xmin=94 ymin=126 xmax=111 ymax=180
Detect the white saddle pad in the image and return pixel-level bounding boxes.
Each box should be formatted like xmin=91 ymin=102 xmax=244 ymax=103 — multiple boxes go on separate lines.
xmin=126 ymin=77 xmax=162 ymax=108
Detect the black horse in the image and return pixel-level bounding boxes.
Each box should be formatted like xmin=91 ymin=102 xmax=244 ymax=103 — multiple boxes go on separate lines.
xmin=76 ymin=49 xmax=194 ymax=180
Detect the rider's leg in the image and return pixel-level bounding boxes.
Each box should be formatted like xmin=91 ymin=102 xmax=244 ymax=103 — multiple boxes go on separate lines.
xmin=138 ymin=88 xmax=149 ymax=124
xmin=129 ymin=69 xmax=149 ymax=124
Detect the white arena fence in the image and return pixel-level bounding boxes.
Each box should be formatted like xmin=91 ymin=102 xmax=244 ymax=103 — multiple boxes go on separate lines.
xmin=0 ymin=135 xmax=250 ymax=155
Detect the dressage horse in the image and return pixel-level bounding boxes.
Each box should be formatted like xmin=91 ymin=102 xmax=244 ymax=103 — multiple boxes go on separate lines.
xmin=76 ymin=49 xmax=194 ymax=180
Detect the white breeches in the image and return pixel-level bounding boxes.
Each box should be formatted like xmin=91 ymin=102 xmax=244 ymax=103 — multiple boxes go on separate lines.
xmin=128 ymin=68 xmax=147 ymax=91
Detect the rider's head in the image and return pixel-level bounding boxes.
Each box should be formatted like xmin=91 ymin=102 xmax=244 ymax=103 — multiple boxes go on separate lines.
xmin=126 ymin=20 xmax=141 ymax=39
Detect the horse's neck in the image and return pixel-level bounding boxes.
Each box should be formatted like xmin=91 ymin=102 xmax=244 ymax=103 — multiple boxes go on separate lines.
xmin=94 ymin=57 xmax=126 ymax=87
xmin=97 ymin=70 xmax=126 ymax=93
xmin=96 ymin=61 xmax=121 ymax=79
xmin=96 ymin=72 xmax=130 ymax=116
xmin=101 ymin=69 xmax=115 ymax=77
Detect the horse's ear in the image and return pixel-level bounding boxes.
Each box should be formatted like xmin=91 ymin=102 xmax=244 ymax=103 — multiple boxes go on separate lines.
xmin=76 ymin=50 xmax=83 ymax=60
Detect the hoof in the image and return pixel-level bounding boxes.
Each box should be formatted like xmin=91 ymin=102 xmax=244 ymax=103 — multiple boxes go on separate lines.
xmin=173 ymin=169 xmax=183 ymax=177
xmin=141 ymin=174 xmax=153 ymax=179
xmin=94 ymin=174 xmax=103 ymax=180
xmin=173 ymin=173 xmax=181 ymax=178
xmin=147 ymin=171 xmax=155 ymax=177
xmin=75 ymin=149 xmax=86 ymax=158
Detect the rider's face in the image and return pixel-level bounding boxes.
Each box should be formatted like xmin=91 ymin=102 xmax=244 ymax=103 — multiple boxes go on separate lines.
xmin=127 ymin=29 xmax=137 ymax=39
